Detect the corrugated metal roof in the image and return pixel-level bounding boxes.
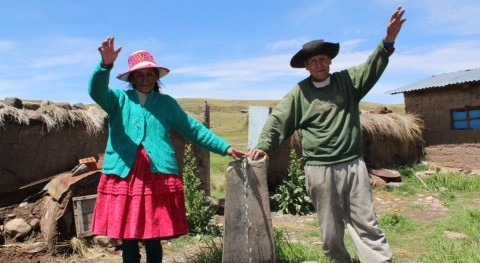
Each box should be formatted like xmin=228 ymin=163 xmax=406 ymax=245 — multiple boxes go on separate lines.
xmin=387 ymin=67 xmax=480 ymax=95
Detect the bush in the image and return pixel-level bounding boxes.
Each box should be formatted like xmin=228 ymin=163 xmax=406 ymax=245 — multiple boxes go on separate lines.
xmin=271 ymin=149 xmax=314 ymax=216
xmin=182 ymin=143 xmax=220 ymax=236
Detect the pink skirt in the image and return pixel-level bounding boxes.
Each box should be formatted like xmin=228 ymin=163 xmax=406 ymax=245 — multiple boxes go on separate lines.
xmin=90 ymin=146 xmax=189 ymax=240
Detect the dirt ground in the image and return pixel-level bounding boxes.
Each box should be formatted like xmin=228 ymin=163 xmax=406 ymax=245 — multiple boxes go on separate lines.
xmin=0 ymin=188 xmax=460 ymax=263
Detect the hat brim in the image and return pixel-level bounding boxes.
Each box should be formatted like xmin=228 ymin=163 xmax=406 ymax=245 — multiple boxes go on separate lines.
xmin=290 ymin=42 xmax=340 ymax=68
xmin=117 ymin=63 xmax=170 ymax=82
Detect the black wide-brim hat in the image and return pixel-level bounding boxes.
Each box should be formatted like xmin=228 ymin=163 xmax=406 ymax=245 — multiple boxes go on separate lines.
xmin=290 ymin=39 xmax=340 ymax=68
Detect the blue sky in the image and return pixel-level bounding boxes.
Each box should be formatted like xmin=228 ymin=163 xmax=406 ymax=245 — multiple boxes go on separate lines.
xmin=1 ymin=0 xmax=479 ymax=105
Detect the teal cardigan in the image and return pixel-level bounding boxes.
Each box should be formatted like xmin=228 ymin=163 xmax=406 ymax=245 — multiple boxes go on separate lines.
xmin=88 ymin=63 xmax=230 ymax=178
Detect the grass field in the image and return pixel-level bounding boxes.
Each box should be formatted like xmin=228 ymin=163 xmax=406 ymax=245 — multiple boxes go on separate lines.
xmin=177 ymin=98 xmax=406 ymax=197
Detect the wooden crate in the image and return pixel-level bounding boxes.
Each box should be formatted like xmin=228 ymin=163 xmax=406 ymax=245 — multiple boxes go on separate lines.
xmin=72 ymin=194 xmax=97 ymax=238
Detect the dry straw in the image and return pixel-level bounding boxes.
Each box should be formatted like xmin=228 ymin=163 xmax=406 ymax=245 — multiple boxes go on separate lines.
xmin=0 ymin=104 xmax=30 ymax=127
xmin=360 ymin=112 xmax=425 ymax=154
xmin=287 ymin=112 xmax=424 ymax=154
xmin=0 ymin=104 xmax=107 ymax=135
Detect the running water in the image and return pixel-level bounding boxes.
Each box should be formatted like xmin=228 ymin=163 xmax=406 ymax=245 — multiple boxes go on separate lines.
xmin=240 ymin=158 xmax=253 ymax=263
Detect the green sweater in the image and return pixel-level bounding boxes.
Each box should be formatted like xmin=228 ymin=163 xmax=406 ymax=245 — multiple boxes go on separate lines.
xmin=256 ymin=40 xmax=393 ymax=165
xmin=88 ymin=63 xmax=230 ymax=178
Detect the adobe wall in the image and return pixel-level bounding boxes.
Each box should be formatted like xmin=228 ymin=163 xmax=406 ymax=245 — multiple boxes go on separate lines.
xmin=404 ymin=83 xmax=480 ymax=174
xmin=0 ymin=120 xmax=107 ymax=206
xmin=0 ymin=101 xmax=210 ymax=206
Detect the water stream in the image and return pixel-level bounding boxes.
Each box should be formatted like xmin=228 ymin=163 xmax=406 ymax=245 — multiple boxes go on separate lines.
xmin=240 ymin=157 xmax=253 ymax=263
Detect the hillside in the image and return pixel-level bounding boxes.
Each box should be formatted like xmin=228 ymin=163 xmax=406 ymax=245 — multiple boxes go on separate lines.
xmin=177 ymin=98 xmax=405 ymax=146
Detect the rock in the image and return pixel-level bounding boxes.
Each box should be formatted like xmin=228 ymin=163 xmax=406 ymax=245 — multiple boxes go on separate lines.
xmin=72 ymin=103 xmax=86 ymax=110
xmin=28 ymin=111 xmax=43 ymax=122
xmin=0 ymin=225 xmax=4 ymax=245
xmin=29 ymin=218 xmax=40 ymax=231
xmin=386 ymin=182 xmax=404 ymax=188
xmin=416 ymin=171 xmax=436 ymax=179
xmin=4 ymin=218 xmax=32 ymax=240
xmin=370 ymin=175 xmax=387 ymax=189
xmin=370 ymin=106 xmax=392 ymax=114
xmin=7 ymin=214 xmax=16 ymax=219
xmin=207 ymin=196 xmax=221 ymax=212
xmin=40 ymin=100 xmax=51 ymax=107
xmin=444 ymin=231 xmax=468 ymax=239
xmin=53 ymin=102 xmax=72 ymax=110
xmin=94 ymin=235 xmax=115 ymax=248
xmin=26 ymin=242 xmax=47 ymax=253
xmin=23 ymin=102 xmax=41 ymax=111
xmin=4 ymin=97 xmax=23 ymax=108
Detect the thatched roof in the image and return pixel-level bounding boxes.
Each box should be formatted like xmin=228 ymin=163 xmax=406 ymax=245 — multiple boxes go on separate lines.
xmin=0 ymin=104 xmax=107 ymax=134
xmin=287 ymin=112 xmax=424 ymax=149
xmin=360 ymin=112 xmax=424 ymax=153
xmin=0 ymin=102 xmax=205 ymax=135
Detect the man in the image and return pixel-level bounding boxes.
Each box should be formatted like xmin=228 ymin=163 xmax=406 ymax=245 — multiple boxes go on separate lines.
xmin=248 ymin=6 xmax=406 ymax=263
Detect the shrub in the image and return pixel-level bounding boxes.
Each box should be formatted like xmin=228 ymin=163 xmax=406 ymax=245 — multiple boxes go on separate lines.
xmin=182 ymin=143 xmax=220 ymax=236
xmin=271 ymin=149 xmax=314 ymax=216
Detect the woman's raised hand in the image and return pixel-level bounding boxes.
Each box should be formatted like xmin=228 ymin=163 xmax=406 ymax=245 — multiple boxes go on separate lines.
xmin=98 ymin=37 xmax=122 ymax=68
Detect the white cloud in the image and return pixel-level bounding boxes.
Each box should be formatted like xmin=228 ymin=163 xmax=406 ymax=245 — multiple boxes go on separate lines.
xmin=390 ymin=39 xmax=480 ymax=73
xmin=266 ymin=38 xmax=305 ymax=52
xmin=409 ymin=0 xmax=480 ymax=35
xmin=174 ymin=54 xmax=293 ymax=82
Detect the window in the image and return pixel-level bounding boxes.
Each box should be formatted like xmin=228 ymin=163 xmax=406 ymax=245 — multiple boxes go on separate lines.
xmin=451 ymin=107 xmax=480 ymax=129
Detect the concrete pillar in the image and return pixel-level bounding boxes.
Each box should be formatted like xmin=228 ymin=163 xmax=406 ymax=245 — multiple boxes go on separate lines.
xmin=222 ymin=158 xmax=275 ymax=263
xmin=247 ymin=106 xmax=271 ymax=150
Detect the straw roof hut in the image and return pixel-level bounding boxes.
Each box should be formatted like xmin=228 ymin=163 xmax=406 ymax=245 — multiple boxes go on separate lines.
xmin=0 ymin=99 xmax=209 ymax=206
xmin=265 ymin=110 xmax=425 ymax=188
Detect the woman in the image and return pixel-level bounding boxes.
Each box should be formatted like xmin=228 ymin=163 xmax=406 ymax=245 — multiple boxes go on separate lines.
xmin=89 ymin=37 xmax=245 ymax=263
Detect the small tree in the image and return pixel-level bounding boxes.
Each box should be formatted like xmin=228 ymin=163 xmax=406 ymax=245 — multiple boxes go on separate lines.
xmin=182 ymin=143 xmax=220 ymax=236
xmin=271 ymin=149 xmax=314 ymax=215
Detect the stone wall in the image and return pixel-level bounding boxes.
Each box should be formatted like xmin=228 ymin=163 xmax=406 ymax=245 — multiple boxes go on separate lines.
xmin=404 ymin=82 xmax=480 ymax=174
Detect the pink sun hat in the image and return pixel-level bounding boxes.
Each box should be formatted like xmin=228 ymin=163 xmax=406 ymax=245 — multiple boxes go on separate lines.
xmin=116 ymin=50 xmax=170 ymax=82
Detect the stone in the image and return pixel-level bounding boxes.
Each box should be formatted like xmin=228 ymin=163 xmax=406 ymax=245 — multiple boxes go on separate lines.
xmin=386 ymin=182 xmax=404 ymax=188
xmin=40 ymin=100 xmax=51 ymax=106
xmin=23 ymin=103 xmax=41 ymax=111
xmin=4 ymin=97 xmax=23 ymax=108
xmin=94 ymin=235 xmax=115 ymax=247
xmin=29 ymin=218 xmax=40 ymax=230
xmin=7 ymin=214 xmax=16 ymax=219
xmin=72 ymin=103 xmax=86 ymax=110
xmin=53 ymin=102 xmax=72 ymax=110
xmin=444 ymin=231 xmax=468 ymax=239
xmin=4 ymin=218 xmax=32 ymax=240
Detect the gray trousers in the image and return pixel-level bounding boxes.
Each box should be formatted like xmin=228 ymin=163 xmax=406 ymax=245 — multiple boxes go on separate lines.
xmin=305 ymin=158 xmax=392 ymax=263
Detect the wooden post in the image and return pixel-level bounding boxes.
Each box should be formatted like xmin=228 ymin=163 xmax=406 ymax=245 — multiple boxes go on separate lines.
xmin=222 ymin=158 xmax=275 ymax=263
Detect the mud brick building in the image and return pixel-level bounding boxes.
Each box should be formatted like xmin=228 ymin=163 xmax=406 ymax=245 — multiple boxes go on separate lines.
xmin=388 ymin=68 xmax=480 ymax=174
xmin=0 ymin=99 xmax=210 ymax=206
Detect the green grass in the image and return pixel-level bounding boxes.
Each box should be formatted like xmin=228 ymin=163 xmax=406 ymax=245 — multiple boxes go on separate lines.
xmin=417 ymin=207 xmax=480 ymax=262
xmin=171 ymin=99 xmax=480 ymax=262
xmin=174 ymin=165 xmax=480 ymax=263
